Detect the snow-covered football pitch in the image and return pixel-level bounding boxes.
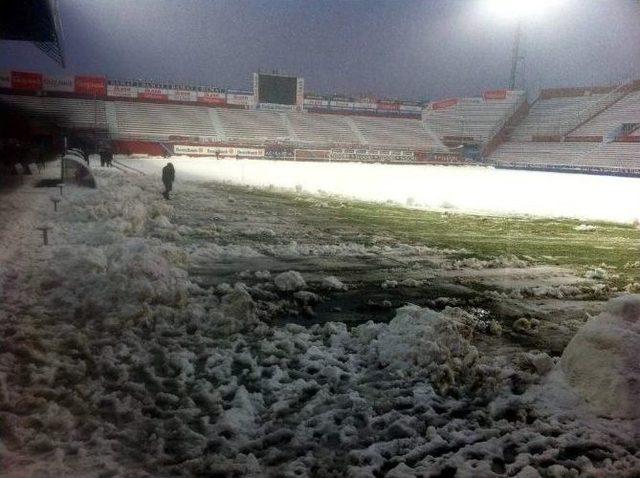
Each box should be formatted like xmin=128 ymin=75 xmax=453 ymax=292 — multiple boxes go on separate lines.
xmin=1 ymin=156 xmax=639 ymax=477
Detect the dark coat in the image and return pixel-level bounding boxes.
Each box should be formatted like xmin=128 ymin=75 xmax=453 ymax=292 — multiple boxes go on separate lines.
xmin=162 ymin=163 xmax=175 ymax=184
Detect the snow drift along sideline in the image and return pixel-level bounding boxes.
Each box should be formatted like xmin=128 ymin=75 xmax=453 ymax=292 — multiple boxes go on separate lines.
xmin=119 ymin=156 xmax=640 ymax=223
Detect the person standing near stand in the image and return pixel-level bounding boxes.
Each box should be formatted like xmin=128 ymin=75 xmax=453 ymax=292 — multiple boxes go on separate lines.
xmin=161 ymin=162 xmax=175 ymax=199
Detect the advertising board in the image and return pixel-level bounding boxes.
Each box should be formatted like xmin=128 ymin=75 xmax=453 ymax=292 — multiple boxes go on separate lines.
xmin=107 ymin=84 xmax=137 ymax=98
xmin=11 ymin=71 xmax=42 ymax=90
xmin=174 ymin=145 xmax=265 ymax=157
xmin=75 ymin=76 xmax=107 ymax=96
xmin=43 ymin=75 xmax=74 ymax=92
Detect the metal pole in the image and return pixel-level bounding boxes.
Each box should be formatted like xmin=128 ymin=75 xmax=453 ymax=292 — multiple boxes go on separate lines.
xmin=509 ymin=19 xmax=523 ymax=90
xmin=61 ymin=135 xmax=67 ymax=183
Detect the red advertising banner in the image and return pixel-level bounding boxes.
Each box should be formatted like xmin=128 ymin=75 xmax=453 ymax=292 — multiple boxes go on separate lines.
xmin=482 ymin=89 xmax=507 ymax=100
xmin=431 ymin=98 xmax=458 ymax=110
xmin=11 ymin=71 xmax=42 ymax=90
xmin=75 ymin=76 xmax=106 ymax=95
xmin=377 ymin=101 xmax=400 ymax=111
xmin=197 ymin=95 xmax=226 ymax=105
xmin=138 ymin=90 xmax=168 ymax=100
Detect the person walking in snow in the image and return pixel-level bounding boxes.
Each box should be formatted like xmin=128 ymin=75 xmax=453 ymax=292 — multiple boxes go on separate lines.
xmin=105 ymin=149 xmax=113 ymax=168
xmin=162 ymin=162 xmax=175 ymax=199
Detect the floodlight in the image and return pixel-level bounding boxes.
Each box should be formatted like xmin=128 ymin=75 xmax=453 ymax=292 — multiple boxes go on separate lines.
xmin=484 ymin=0 xmax=561 ymax=21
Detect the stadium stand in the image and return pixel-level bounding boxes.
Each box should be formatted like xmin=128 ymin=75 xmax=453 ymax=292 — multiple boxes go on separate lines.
xmin=1 ymin=68 xmax=636 ymax=173
xmin=0 ymin=94 xmax=106 ymax=129
xmin=422 ymin=91 xmax=526 ymax=143
xmin=491 ymin=141 xmax=640 ymax=173
xmin=109 ymin=101 xmax=219 ymax=141
xmin=487 ymin=81 xmax=640 ymax=175
xmin=215 ymin=109 xmax=290 ymax=142
xmin=286 ymin=112 xmax=359 ymax=145
xmin=349 ymin=115 xmax=443 ymax=149
xmin=103 ymin=100 xmax=447 ymax=151
xmin=569 ymin=89 xmax=640 ymax=138
xmin=508 ymin=83 xmax=630 ymax=141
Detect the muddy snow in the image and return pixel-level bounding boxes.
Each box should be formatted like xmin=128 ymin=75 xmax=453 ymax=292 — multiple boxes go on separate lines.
xmin=1 ymin=162 xmax=639 ymax=477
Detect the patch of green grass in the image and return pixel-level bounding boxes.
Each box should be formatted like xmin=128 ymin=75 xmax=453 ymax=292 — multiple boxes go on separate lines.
xmin=222 ymin=183 xmax=640 ymax=283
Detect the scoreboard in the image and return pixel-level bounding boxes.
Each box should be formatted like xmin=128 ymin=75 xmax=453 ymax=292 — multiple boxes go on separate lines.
xmin=253 ymin=73 xmax=304 ymax=110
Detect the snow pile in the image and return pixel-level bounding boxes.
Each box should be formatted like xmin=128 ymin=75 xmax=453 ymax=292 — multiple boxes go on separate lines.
xmin=369 ymin=305 xmax=499 ymax=395
xmin=448 ymin=254 xmax=528 ymax=270
xmin=585 ymin=267 xmax=608 ymax=280
xmin=561 ymin=294 xmax=640 ymax=418
xmin=273 ymin=270 xmax=307 ymax=291
xmin=574 ymin=224 xmax=597 ymax=231
xmin=513 ymin=284 xmax=582 ymax=299
xmin=33 ymin=240 xmax=190 ymax=326
xmin=321 ymin=275 xmax=347 ymax=290
xmin=189 ymin=244 xmax=263 ymax=265
xmin=264 ymin=241 xmax=436 ymax=258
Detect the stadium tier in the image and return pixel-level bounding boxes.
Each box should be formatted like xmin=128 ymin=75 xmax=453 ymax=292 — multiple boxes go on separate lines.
xmin=2 ymin=70 xmax=638 ymax=174
xmin=104 ymin=100 xmax=447 ymax=151
xmin=569 ymin=89 xmax=640 ymax=138
xmin=422 ymin=90 xmax=526 ymax=143
xmin=107 ymin=101 xmax=218 ymax=140
xmin=492 ymin=141 xmax=640 ymax=173
xmin=215 ymin=108 xmax=290 ymax=142
xmin=348 ymin=115 xmax=443 ymax=149
xmin=286 ymin=112 xmax=360 ymax=145
xmin=0 ymin=93 xmax=107 ymax=129
xmin=508 ymin=84 xmax=630 ymax=141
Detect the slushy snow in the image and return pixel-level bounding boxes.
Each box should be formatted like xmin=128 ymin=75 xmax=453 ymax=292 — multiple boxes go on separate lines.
xmin=561 ymin=294 xmax=640 ymax=418
xmin=1 ymin=164 xmax=639 ymax=477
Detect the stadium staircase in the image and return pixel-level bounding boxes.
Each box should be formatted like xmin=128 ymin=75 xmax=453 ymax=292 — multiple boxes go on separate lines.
xmin=349 ymin=115 xmax=443 ymax=150
xmin=104 ymin=102 xmax=118 ymax=134
xmin=208 ymin=108 xmax=227 ymax=141
xmin=344 ymin=117 xmax=368 ymax=145
xmin=563 ymin=80 xmax=637 ymax=139
xmin=281 ymin=114 xmax=299 ymax=142
xmin=422 ymin=92 xmax=526 ymax=146
xmin=288 ymin=112 xmax=362 ymax=145
xmin=481 ymin=97 xmax=529 ymax=158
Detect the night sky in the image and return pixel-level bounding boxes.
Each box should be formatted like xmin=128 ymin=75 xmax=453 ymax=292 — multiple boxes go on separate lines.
xmin=1 ymin=0 xmax=639 ymax=101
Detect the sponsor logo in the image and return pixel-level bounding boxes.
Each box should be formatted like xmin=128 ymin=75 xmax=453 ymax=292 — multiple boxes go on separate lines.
xmin=377 ymin=101 xmax=400 ymax=111
xmin=11 ymin=71 xmax=42 ymax=90
xmin=75 ymin=76 xmax=106 ymax=95
xmin=227 ymin=94 xmax=254 ymax=106
xmin=304 ymin=98 xmax=329 ymax=107
xmin=43 ymin=75 xmax=74 ymax=92
xmin=330 ymin=148 xmax=414 ymax=161
xmin=169 ymin=90 xmax=196 ymax=102
xmin=174 ymin=145 xmax=264 ymax=157
xmin=431 ymin=98 xmax=458 ymax=110
xmin=482 ymin=89 xmax=507 ymax=100
xmin=197 ymin=92 xmax=226 ymax=104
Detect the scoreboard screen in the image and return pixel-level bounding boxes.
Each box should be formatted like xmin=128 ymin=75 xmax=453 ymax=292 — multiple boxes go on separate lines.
xmin=257 ymin=74 xmax=297 ymax=105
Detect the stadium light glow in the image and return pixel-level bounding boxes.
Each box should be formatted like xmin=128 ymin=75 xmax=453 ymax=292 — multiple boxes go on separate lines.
xmin=484 ymin=0 xmax=561 ymax=21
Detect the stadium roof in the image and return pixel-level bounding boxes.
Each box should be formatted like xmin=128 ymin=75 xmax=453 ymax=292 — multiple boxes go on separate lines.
xmin=0 ymin=0 xmax=65 ymax=67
